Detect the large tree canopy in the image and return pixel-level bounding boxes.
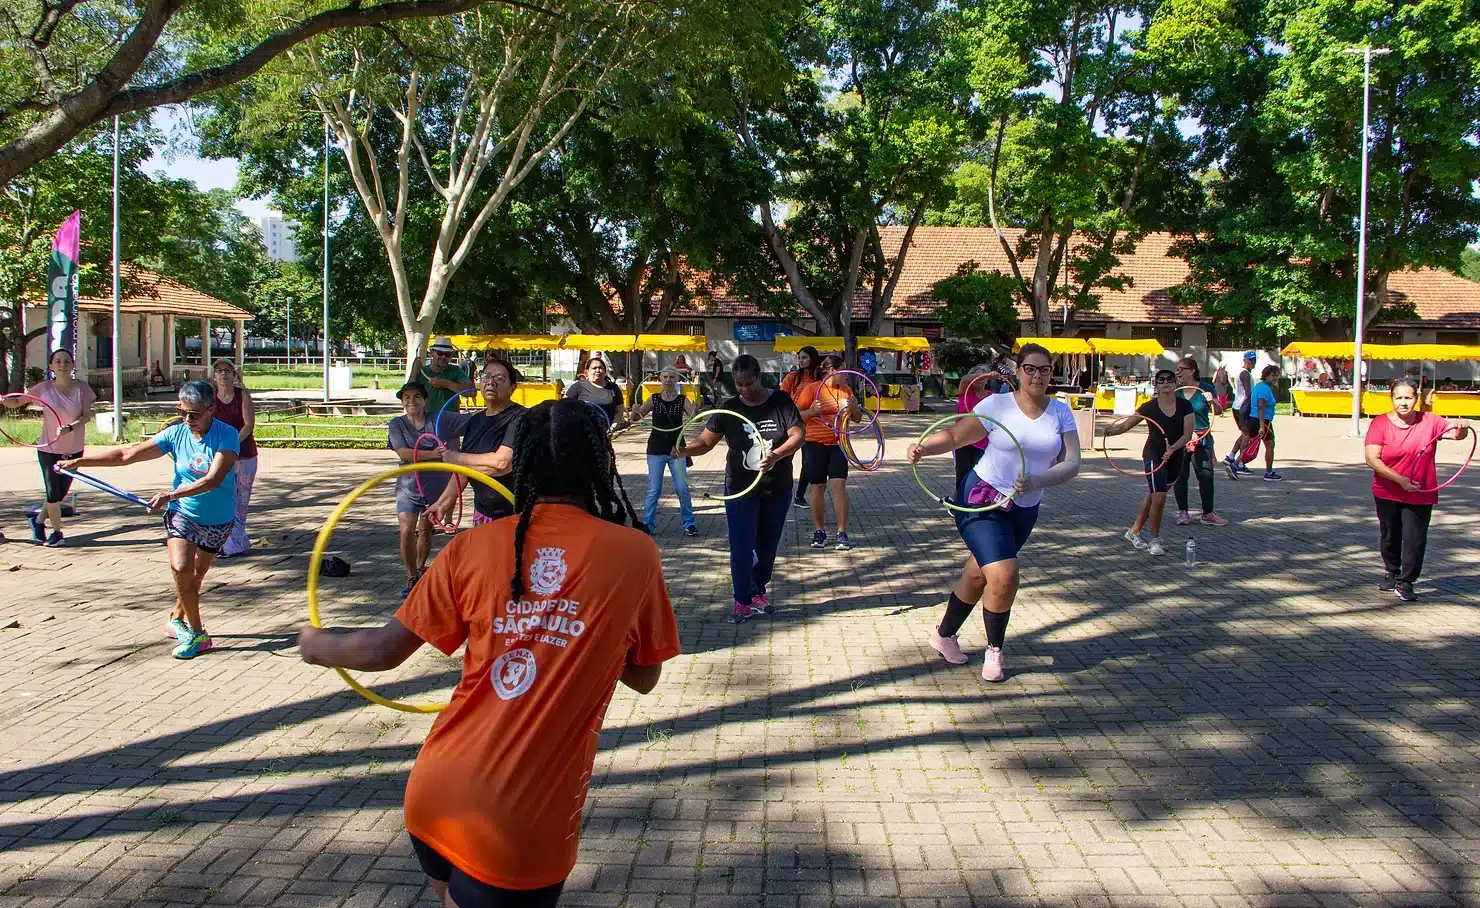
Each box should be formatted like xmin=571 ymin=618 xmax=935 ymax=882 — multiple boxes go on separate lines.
xmin=0 ymin=0 xmax=545 ymax=190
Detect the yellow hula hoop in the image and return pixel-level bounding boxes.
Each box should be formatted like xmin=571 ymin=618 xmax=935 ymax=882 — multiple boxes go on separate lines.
xmin=307 ymin=462 xmax=515 ymax=714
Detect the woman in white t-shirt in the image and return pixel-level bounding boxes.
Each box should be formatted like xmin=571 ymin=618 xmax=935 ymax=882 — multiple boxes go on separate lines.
xmin=907 ymin=343 xmax=1081 ymax=683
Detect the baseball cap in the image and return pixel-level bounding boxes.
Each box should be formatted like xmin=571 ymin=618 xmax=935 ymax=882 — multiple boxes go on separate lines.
xmin=1243 ymin=350 xmax=1257 ymax=360
xmin=429 ymin=336 xmax=457 ymax=354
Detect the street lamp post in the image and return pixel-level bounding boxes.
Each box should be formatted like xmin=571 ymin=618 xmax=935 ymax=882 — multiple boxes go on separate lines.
xmin=1343 ymin=45 xmax=1390 ymax=436
xmin=285 ymin=296 xmax=294 ymax=368
xmin=322 ymin=120 xmax=332 ymax=403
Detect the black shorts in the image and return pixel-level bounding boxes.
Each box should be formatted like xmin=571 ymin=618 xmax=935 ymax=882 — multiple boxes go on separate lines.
xmin=1144 ymin=450 xmax=1185 ymax=494
xmin=38 ymin=450 xmax=78 ymax=503
xmin=800 ymin=440 xmax=849 ymax=485
xmin=1234 ymin=406 xmax=1251 ymax=433
xmin=409 ymin=835 xmax=565 ymax=908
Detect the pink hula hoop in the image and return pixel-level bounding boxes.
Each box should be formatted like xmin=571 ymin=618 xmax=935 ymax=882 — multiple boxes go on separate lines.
xmin=1100 ymin=413 xmax=1173 ymax=478
xmin=0 ymin=392 xmax=67 ymax=449
xmin=1418 ymin=429 xmax=1477 ymax=493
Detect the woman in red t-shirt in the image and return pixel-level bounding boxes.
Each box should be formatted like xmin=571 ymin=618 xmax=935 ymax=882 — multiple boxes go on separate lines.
xmin=1363 ymin=379 xmax=1471 ymax=602
xmin=299 ymin=399 xmax=679 ymax=907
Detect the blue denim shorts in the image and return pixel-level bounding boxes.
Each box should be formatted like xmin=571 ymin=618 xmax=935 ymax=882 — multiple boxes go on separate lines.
xmin=953 ymin=471 xmax=1039 ymax=567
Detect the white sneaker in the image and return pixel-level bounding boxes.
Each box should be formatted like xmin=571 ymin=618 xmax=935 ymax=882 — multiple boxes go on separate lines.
xmin=1148 ymin=538 xmax=1167 ymax=556
xmin=1175 ymin=510 xmax=1191 ymax=525
xmin=1124 ymin=529 xmax=1149 ymax=549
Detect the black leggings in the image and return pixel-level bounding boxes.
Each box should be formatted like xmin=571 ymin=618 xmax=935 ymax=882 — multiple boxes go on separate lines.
xmin=38 ymin=450 xmax=78 ymax=504
xmin=410 ymin=835 xmax=564 ymax=908
xmin=1375 ymin=496 xmax=1432 ymax=583
xmin=1174 ymin=439 xmax=1214 ymax=513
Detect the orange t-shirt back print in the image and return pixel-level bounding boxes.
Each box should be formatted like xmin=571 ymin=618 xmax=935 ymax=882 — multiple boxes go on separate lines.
xmin=394 ymin=503 xmax=680 ymax=890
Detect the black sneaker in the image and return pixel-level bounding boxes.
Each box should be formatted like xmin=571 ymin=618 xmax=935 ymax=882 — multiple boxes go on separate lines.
xmin=810 ymin=530 xmax=827 ymax=548
xmin=1395 ymin=581 xmax=1418 ymax=602
xmin=1377 ymin=573 xmax=1397 ymax=591
xmin=684 ymin=524 xmax=699 ymax=537
xmin=793 ymin=497 xmax=808 ymax=509
xmin=1224 ymin=459 xmax=1240 ymax=481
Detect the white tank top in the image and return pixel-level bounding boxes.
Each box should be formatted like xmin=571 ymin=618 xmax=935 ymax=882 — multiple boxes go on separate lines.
xmin=1232 ymin=368 xmax=1251 ymax=409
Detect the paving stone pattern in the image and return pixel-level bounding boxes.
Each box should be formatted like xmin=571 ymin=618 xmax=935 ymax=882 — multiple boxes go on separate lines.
xmin=0 ymin=411 xmax=1477 ymax=907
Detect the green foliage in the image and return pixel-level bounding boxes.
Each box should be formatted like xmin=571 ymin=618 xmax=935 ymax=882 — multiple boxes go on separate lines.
xmin=930 ymin=262 xmax=1019 ymax=341
xmin=1177 ymin=0 xmax=1480 ymax=342
xmin=1461 ymin=249 xmax=1480 ymax=284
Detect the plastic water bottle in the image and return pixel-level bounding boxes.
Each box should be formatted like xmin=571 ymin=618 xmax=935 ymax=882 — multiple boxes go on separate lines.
xmin=1185 ymin=539 xmax=1197 ymax=568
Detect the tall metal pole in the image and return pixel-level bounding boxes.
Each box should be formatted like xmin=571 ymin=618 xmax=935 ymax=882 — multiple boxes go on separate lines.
xmin=110 ymin=116 xmax=123 ymax=441
xmin=322 ymin=120 xmax=331 ymax=403
xmin=1345 ymin=46 xmax=1390 ymax=436
xmin=286 ymin=296 xmax=293 ymax=368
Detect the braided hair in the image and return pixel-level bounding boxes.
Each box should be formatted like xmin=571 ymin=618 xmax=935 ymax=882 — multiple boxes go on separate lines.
xmin=508 ymin=398 xmax=645 ymax=599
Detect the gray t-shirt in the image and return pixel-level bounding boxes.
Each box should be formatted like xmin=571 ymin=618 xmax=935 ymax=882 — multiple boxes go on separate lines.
xmin=388 ymin=415 xmax=454 ymax=509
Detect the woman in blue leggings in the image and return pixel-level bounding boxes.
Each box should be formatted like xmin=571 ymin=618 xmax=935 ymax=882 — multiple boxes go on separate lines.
xmin=678 ymin=355 xmax=805 ymax=624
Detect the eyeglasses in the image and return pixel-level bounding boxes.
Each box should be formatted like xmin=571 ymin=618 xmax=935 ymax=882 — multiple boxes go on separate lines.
xmin=481 ymin=374 xmax=510 ymax=385
xmin=177 ymin=408 xmax=209 ymax=421
xmin=1019 ymin=364 xmax=1052 ymax=377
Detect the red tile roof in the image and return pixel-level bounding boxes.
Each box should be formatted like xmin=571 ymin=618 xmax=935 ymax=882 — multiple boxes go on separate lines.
xmin=555 ymin=229 xmax=1480 ymax=329
xmin=30 ymin=266 xmax=252 ymax=321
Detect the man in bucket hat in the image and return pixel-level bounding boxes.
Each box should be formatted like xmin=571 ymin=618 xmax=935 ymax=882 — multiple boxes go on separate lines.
xmin=412 ymin=336 xmax=475 ymax=419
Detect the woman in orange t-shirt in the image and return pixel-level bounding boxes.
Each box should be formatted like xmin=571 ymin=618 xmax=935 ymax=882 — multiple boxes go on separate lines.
xmin=299 ymin=399 xmax=680 ymax=908
xmin=780 ymin=345 xmax=822 ymax=507
xmin=795 ymin=354 xmax=864 ymax=550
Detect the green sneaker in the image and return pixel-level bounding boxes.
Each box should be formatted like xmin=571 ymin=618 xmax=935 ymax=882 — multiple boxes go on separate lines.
xmin=166 ymin=618 xmax=192 ymax=642
xmin=172 ymin=632 xmax=213 ymax=660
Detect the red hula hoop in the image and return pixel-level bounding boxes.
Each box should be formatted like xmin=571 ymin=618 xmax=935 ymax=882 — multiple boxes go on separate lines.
xmin=1100 ymin=412 xmax=1173 ymax=478
xmin=0 ymin=392 xmax=67 ymax=449
xmin=834 ymin=407 xmax=884 ymax=471
xmin=828 ymin=370 xmax=882 ymax=434
xmin=412 ymin=432 xmax=464 ymax=531
xmin=1177 ymin=385 xmax=1216 ymax=447
xmin=1418 ymin=429 xmax=1477 ymax=493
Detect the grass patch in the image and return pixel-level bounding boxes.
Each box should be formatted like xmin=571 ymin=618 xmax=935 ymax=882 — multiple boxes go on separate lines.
xmin=1 ymin=412 xmax=393 ymax=449
xmin=242 ymin=365 xmax=403 ymax=391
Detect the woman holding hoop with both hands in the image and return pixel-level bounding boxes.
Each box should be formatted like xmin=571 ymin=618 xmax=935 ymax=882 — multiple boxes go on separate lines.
xmin=907 ymin=344 xmax=1081 ymax=683
xmin=619 ymin=366 xmax=699 ymax=536
xmin=434 ymin=358 xmax=525 ymax=527
xmin=1364 ymin=378 xmax=1471 ymax=602
xmin=795 ymin=354 xmax=863 ymax=550
xmin=677 ymin=354 xmax=805 ymax=624
xmin=58 ymin=380 xmax=238 ymax=660
xmin=1105 ymin=368 xmax=1195 ymax=556
xmin=3 ymin=348 xmax=95 ymax=546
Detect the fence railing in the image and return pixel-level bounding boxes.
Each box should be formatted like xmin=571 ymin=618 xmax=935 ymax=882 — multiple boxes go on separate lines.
xmin=175 ymin=354 xmax=408 ymax=370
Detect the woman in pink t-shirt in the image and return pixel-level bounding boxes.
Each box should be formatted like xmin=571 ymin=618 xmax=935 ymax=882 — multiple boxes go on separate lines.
xmin=1364 ymin=378 xmax=1471 ymax=602
xmin=2 ymin=349 xmax=95 ymax=546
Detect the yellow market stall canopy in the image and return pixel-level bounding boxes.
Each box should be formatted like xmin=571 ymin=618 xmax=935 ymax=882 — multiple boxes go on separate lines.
xmin=1012 ymin=337 xmax=1164 ymax=357
xmin=449 ymin=333 xmax=708 ymax=352
xmin=1281 ymin=342 xmax=1480 ymax=362
xmin=773 ymin=336 xmax=931 ymax=353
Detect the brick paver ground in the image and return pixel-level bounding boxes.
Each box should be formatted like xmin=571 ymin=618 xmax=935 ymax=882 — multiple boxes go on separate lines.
xmin=0 ymin=408 xmax=1477 ymax=907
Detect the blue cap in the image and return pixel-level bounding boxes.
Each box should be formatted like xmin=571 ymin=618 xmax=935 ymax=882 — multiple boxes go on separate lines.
xmin=1243 ymin=350 xmax=1257 ymax=360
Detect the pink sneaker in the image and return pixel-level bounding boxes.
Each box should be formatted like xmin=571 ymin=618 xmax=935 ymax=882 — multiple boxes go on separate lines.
xmin=1175 ymin=510 xmax=1192 ymax=526
xmin=981 ymin=646 xmax=1005 ymax=683
xmin=1199 ymin=512 xmax=1230 ymax=527
xmin=729 ymin=601 xmax=760 ymax=624
xmin=751 ymin=592 xmax=774 ymax=615
xmin=929 ymin=627 xmax=968 ymax=665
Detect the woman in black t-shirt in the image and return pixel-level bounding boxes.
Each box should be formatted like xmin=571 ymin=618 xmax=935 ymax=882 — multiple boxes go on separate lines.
xmin=621 ymin=367 xmax=698 ymax=535
xmin=563 ymin=356 xmax=625 ymax=429
xmin=678 ymin=355 xmax=805 ymax=624
xmin=1103 ymin=368 xmax=1195 ymax=556
xmin=434 ymin=358 xmax=525 ymax=525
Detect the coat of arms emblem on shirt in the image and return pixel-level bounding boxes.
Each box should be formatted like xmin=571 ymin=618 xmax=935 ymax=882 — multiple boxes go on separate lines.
xmin=529 ymin=547 xmax=567 ymax=596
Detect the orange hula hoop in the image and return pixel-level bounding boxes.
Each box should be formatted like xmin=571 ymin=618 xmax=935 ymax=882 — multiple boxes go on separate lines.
xmin=1100 ymin=411 xmax=1174 ymax=478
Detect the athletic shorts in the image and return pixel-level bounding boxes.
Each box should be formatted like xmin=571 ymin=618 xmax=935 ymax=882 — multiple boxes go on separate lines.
xmin=952 ymin=471 xmax=1040 ymax=567
xmin=37 ymin=450 xmax=78 ymax=504
xmin=162 ymin=510 xmax=234 ymax=554
xmin=1144 ymin=450 xmax=1186 ymax=494
xmin=1234 ymin=405 xmax=1251 ymax=433
xmin=800 ymin=440 xmax=848 ymax=485
xmin=805 ymin=443 xmax=852 ymax=488
xmin=409 ymin=834 xmax=564 ymax=908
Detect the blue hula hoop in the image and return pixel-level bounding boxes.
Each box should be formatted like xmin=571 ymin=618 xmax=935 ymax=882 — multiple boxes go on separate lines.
xmin=54 ymin=467 xmax=152 ymax=509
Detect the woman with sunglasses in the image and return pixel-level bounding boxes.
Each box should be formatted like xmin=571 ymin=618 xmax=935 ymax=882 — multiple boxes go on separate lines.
xmin=1105 ymin=368 xmax=1195 ymax=556
xmin=57 ymin=380 xmax=238 ymax=659
xmin=906 ymin=344 xmax=1081 ymax=683
xmin=435 ymin=359 xmax=525 ymax=527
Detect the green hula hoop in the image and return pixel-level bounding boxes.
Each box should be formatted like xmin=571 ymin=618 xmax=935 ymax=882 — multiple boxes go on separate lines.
xmin=675 ymin=407 xmax=768 ymax=500
xmin=911 ymin=412 xmax=1027 ymax=513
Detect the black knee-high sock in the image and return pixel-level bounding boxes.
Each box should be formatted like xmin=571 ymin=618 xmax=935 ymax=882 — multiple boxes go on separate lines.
xmin=938 ymin=592 xmax=975 ymax=638
xmin=983 ymin=609 xmax=1011 ymax=649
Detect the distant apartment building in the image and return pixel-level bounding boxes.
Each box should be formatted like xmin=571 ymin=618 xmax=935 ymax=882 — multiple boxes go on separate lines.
xmin=261 ymin=215 xmax=300 ymax=262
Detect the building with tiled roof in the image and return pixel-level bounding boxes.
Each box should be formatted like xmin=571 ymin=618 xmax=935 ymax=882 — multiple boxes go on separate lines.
xmin=24 ymin=266 xmax=253 ymax=394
